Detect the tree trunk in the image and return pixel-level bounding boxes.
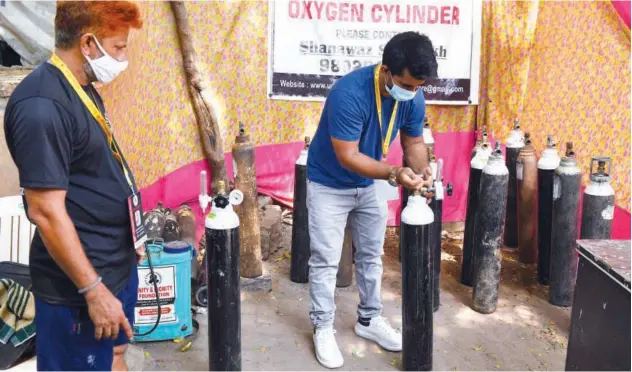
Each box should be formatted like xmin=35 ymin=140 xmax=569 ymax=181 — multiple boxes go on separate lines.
xmin=169 ymin=1 xmax=227 ymax=191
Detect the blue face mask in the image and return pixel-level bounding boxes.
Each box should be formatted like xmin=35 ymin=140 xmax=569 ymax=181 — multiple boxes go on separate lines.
xmin=385 ymin=72 xmax=416 ymax=102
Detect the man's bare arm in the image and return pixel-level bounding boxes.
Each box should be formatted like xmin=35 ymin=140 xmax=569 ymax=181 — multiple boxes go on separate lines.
xmin=401 ymin=133 xmax=429 ymax=175
xmin=331 ymin=137 xmax=394 ymax=179
xmin=24 ymin=188 xmax=99 ymax=290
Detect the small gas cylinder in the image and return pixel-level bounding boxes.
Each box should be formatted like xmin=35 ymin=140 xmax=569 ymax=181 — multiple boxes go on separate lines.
xmin=461 ymin=141 xmax=492 ymax=287
xmin=580 ymin=157 xmax=615 ymax=239
xmin=549 ymin=143 xmax=582 ymax=307
xmin=162 ymin=208 xmax=180 ymax=243
xmin=536 ymin=135 xmax=561 ymax=285
xmin=516 ymin=133 xmax=539 ymax=264
xmin=472 ymin=142 xmax=509 ymax=314
xmin=177 ymin=203 xmax=198 ymax=281
xmin=177 ymin=203 xmax=196 ymax=245
xmin=202 ymin=179 xmax=244 ymax=371
xmin=400 ymin=188 xmax=435 ymax=371
xmin=232 ymin=122 xmax=263 ymax=278
xmin=144 ymin=205 xmax=166 ymax=240
xmin=504 ymin=119 xmax=525 ymax=249
xmin=290 ymin=136 xmax=311 ymax=283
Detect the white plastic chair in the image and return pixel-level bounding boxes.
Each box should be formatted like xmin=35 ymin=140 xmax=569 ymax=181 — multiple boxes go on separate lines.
xmin=0 ymin=195 xmax=35 ymax=264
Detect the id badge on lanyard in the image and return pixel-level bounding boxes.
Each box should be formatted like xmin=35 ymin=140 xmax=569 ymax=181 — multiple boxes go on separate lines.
xmin=128 ymin=191 xmax=147 ymax=249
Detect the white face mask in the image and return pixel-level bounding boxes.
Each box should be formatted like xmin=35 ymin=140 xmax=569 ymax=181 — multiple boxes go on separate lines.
xmin=84 ymin=36 xmax=128 ymax=84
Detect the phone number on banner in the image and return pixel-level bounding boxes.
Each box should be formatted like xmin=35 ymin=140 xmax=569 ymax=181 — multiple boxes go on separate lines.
xmin=319 ymin=58 xmax=381 ymax=75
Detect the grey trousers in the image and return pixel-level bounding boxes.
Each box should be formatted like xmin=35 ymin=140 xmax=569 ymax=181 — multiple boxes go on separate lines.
xmin=307 ymin=180 xmax=388 ymax=329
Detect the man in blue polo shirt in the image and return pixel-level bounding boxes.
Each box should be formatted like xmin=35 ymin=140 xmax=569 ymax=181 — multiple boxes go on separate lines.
xmin=306 ymin=31 xmax=438 ymax=368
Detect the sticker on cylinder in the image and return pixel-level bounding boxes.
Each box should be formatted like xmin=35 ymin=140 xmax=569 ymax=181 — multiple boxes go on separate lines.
xmin=553 ymin=176 xmax=561 ymax=200
xmin=516 ymin=163 xmax=523 ymax=180
xmin=601 ymin=205 xmax=614 ymax=220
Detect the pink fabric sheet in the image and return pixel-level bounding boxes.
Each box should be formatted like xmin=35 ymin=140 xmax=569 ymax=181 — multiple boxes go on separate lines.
xmin=612 ymin=0 xmax=631 ymax=29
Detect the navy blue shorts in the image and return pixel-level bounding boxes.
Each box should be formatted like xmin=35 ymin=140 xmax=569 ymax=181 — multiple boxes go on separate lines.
xmin=34 ymin=266 xmax=139 ymax=371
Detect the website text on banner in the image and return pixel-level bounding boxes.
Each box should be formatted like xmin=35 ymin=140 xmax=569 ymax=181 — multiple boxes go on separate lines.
xmin=267 ymin=0 xmax=482 ymax=104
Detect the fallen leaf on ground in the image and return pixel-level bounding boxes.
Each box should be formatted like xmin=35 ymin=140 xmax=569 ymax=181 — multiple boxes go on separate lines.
xmin=173 ymin=337 xmax=183 ymax=343
xmin=391 ymin=359 xmax=398 ymax=366
xmin=144 ymin=352 xmax=151 ymax=358
xmin=258 ymin=347 xmax=267 ymax=352
xmin=284 ymin=251 xmax=291 ymax=259
xmin=180 ymin=341 xmax=192 ymax=352
xmin=352 ymin=349 xmax=365 ymax=358
xmin=496 ymin=363 xmax=502 ymax=369
xmin=473 ymin=345 xmax=484 ymax=351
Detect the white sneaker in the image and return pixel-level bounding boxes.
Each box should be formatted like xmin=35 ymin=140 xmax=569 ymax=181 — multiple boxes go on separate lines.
xmin=313 ymin=327 xmax=344 ymax=369
xmin=354 ymin=316 xmax=402 ymax=352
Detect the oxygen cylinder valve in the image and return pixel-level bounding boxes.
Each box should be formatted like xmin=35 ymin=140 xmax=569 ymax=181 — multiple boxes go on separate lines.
xmin=215 ymin=180 xmax=244 ymax=209
xmin=238 ymin=121 xmax=246 ymax=136
xmin=304 ymin=136 xmax=311 ymax=149
xmin=513 ymin=118 xmax=520 ymax=130
xmin=566 ymin=142 xmax=575 ymax=157
xmin=546 ymin=135 xmax=556 ymax=149
xmin=199 ymin=175 xmax=244 ymax=214
xmin=446 ymin=183 xmax=453 ymax=196
xmin=494 ymin=141 xmax=502 ymax=155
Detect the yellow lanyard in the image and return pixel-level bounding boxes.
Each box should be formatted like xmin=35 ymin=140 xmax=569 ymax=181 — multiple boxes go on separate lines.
xmin=49 ymin=54 xmax=135 ymax=192
xmin=374 ymin=64 xmax=399 ymax=160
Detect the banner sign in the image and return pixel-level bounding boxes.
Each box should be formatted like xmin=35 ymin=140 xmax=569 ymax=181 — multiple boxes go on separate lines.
xmin=267 ymin=0 xmax=482 ymax=105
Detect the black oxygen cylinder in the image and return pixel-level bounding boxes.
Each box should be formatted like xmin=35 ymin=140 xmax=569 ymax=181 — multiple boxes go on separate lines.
xmin=580 ymin=157 xmax=615 ymax=239
xmin=503 ymin=119 xmax=524 ymax=249
xmin=430 ymin=159 xmax=452 ymax=312
xmin=290 ymin=137 xmax=310 ymax=283
xmin=461 ymin=142 xmax=491 ymax=287
xmin=472 ymin=142 xmax=509 ymax=314
xmin=400 ymin=118 xmax=433 ymax=262
xmin=537 ymin=136 xmax=561 ymax=285
xmin=204 ymin=180 xmax=243 ymax=371
xmin=400 ymin=188 xmax=435 ymax=371
xmin=549 ymin=143 xmax=582 ymax=307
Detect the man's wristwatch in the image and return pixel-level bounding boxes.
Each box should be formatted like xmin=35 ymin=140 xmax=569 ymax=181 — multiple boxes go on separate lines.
xmin=388 ymin=167 xmax=400 ymax=187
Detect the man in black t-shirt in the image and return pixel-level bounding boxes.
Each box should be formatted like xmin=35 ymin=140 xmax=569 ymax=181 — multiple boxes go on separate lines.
xmin=3 ymin=2 xmax=143 ymax=370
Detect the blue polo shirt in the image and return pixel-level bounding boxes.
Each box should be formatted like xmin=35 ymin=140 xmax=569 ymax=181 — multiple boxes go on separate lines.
xmin=307 ymin=64 xmax=426 ymax=189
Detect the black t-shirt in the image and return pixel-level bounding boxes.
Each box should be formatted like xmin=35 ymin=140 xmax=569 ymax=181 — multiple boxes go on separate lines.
xmin=3 ymin=62 xmax=137 ymax=306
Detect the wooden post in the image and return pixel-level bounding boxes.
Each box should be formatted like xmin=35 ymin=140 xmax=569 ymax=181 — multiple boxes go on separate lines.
xmin=169 ymin=1 xmax=228 ymax=191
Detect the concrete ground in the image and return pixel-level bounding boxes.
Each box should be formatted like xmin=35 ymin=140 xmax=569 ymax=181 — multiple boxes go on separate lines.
xmin=128 ymin=224 xmax=571 ymax=371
